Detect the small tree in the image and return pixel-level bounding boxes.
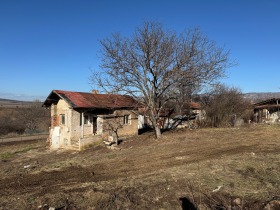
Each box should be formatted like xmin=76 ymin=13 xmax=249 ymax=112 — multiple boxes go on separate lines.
xmin=102 ymin=115 xmax=123 ymax=145
xmin=91 ymin=21 xmax=233 ymax=138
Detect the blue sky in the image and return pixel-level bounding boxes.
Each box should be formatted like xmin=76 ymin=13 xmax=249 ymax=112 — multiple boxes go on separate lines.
xmin=0 ymin=0 xmax=279 ymax=101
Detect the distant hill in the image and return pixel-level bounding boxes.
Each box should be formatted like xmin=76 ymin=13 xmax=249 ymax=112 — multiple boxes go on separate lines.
xmin=243 ymin=92 xmax=280 ymax=103
xmin=0 ymin=98 xmax=33 ymax=108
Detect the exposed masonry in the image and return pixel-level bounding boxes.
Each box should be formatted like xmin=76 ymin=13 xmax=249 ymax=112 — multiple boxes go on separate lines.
xmin=43 ymin=90 xmax=139 ymax=151
xmin=253 ymin=98 xmax=280 ymax=123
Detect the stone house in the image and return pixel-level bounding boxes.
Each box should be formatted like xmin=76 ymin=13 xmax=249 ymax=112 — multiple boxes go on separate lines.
xmin=43 ymin=90 xmax=139 ymax=150
xmin=253 ymin=98 xmax=280 ymax=123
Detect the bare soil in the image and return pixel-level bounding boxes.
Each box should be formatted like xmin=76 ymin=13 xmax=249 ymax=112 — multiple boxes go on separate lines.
xmin=0 ymin=124 xmax=280 ymax=210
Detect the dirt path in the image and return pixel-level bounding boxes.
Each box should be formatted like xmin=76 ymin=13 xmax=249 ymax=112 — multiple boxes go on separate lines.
xmin=0 ymin=134 xmax=48 ymax=143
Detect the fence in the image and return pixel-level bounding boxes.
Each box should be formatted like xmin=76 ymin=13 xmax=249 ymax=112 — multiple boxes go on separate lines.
xmin=0 ymin=133 xmax=48 ymax=143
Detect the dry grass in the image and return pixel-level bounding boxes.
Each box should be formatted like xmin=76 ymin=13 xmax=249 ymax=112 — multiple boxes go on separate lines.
xmin=0 ymin=124 xmax=279 ymax=209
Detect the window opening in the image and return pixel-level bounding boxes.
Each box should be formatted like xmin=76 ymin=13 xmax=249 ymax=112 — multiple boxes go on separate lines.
xmin=60 ymin=114 xmax=65 ymax=125
xmin=124 ymin=115 xmax=130 ymax=125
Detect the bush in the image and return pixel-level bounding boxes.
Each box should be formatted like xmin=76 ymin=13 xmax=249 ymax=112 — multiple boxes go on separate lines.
xmin=201 ymin=84 xmax=251 ymax=127
xmin=0 ymin=101 xmax=50 ymax=136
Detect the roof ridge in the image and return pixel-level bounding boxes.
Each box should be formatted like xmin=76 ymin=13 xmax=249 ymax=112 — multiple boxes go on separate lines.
xmin=54 ymin=89 xmax=128 ymax=96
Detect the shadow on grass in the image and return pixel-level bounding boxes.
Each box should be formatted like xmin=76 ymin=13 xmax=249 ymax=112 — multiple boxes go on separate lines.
xmin=138 ymin=127 xmax=154 ymax=135
xmin=179 ymin=197 xmax=197 ymax=210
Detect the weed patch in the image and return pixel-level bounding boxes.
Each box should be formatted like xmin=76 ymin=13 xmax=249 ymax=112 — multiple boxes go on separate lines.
xmin=0 ymin=152 xmax=15 ymax=159
xmin=0 ymin=146 xmax=34 ymax=160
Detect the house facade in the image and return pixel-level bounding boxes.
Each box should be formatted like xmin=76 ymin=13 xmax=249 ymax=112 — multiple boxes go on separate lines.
xmin=43 ymin=90 xmax=139 ymax=150
xmin=254 ymin=98 xmax=280 ymax=123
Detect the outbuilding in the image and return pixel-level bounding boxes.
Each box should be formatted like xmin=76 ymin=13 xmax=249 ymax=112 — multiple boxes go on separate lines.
xmin=253 ymin=98 xmax=280 ymax=123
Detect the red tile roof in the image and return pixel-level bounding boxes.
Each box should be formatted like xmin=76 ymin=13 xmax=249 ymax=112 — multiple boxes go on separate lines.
xmin=43 ymin=90 xmax=139 ymax=109
xmin=190 ymin=102 xmax=201 ymax=109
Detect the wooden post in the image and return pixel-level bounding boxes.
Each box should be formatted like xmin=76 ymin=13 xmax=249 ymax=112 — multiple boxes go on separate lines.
xmin=258 ymin=110 xmax=262 ymax=123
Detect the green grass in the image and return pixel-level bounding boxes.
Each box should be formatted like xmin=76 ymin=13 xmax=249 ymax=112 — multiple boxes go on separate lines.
xmin=0 ymin=146 xmax=34 ymax=160
xmin=15 ymin=147 xmax=33 ymax=154
xmin=0 ymin=152 xmax=15 ymax=159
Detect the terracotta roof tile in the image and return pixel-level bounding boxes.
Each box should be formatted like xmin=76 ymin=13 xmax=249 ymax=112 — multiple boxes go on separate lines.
xmin=43 ymin=90 xmax=139 ymax=109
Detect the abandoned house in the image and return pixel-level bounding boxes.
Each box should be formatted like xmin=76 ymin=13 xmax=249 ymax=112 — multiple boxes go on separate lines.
xmin=43 ymin=90 xmax=139 ymax=150
xmin=163 ymin=102 xmax=204 ymax=129
xmin=138 ymin=101 xmax=203 ymax=130
xmin=253 ymin=98 xmax=280 ymax=123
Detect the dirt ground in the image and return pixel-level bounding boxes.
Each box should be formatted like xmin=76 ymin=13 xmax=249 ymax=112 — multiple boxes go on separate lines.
xmin=0 ymin=124 xmax=280 ymax=210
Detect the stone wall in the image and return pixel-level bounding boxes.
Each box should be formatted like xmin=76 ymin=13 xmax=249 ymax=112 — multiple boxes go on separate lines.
xmin=79 ymin=135 xmax=102 ymax=150
xmin=110 ymin=110 xmax=138 ymax=136
xmin=70 ymin=109 xmax=82 ymax=141
xmin=50 ymin=104 xmax=58 ymax=127
xmin=256 ymin=108 xmax=280 ymax=123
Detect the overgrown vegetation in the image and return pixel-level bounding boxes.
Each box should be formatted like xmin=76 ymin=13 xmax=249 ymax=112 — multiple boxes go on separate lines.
xmin=0 ymin=101 xmax=50 ymax=137
xmin=198 ymin=84 xmax=253 ymax=127
xmin=0 ymin=146 xmax=34 ymax=160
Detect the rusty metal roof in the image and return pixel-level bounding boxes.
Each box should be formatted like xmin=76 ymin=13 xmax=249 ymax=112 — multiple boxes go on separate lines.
xmin=190 ymin=102 xmax=201 ymax=109
xmin=43 ymin=90 xmax=139 ymax=109
xmin=253 ymin=98 xmax=280 ymax=109
xmin=253 ymin=98 xmax=280 ymax=106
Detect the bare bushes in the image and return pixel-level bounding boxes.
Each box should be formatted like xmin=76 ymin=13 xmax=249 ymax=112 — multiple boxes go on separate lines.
xmin=0 ymin=111 xmax=25 ymax=135
xmin=200 ymin=84 xmax=252 ymax=127
xmin=17 ymin=101 xmax=50 ymax=133
xmin=0 ymin=101 xmax=50 ymax=136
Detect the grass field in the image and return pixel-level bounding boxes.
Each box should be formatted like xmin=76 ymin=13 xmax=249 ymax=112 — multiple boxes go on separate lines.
xmin=0 ymin=124 xmax=279 ymax=209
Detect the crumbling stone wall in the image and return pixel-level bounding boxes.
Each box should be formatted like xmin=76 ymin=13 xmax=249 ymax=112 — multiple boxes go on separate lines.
xmin=50 ymin=104 xmax=58 ymax=127
xmin=102 ymin=110 xmax=138 ymax=137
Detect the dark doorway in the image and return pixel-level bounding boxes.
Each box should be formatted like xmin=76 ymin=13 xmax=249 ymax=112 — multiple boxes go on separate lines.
xmin=92 ymin=116 xmax=97 ymax=134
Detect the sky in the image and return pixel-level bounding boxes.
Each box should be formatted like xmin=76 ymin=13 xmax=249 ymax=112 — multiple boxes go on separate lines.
xmin=0 ymin=0 xmax=279 ymax=101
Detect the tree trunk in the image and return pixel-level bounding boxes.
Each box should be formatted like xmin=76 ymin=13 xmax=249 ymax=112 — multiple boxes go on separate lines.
xmin=154 ymin=125 xmax=162 ymax=139
xmin=115 ymin=133 xmax=119 ymax=145
xmin=149 ymin=110 xmax=162 ymax=139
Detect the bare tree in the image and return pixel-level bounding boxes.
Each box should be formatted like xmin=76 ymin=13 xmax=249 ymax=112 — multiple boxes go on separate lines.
xmin=90 ymin=21 xmax=233 ymax=138
xmin=102 ymin=115 xmax=123 ymax=145
xmin=201 ymin=84 xmax=251 ymax=127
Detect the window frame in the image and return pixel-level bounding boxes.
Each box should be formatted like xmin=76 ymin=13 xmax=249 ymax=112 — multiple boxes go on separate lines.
xmin=123 ymin=114 xmax=131 ymax=125
xmin=84 ymin=115 xmax=89 ymax=125
xmin=80 ymin=113 xmax=91 ymax=126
